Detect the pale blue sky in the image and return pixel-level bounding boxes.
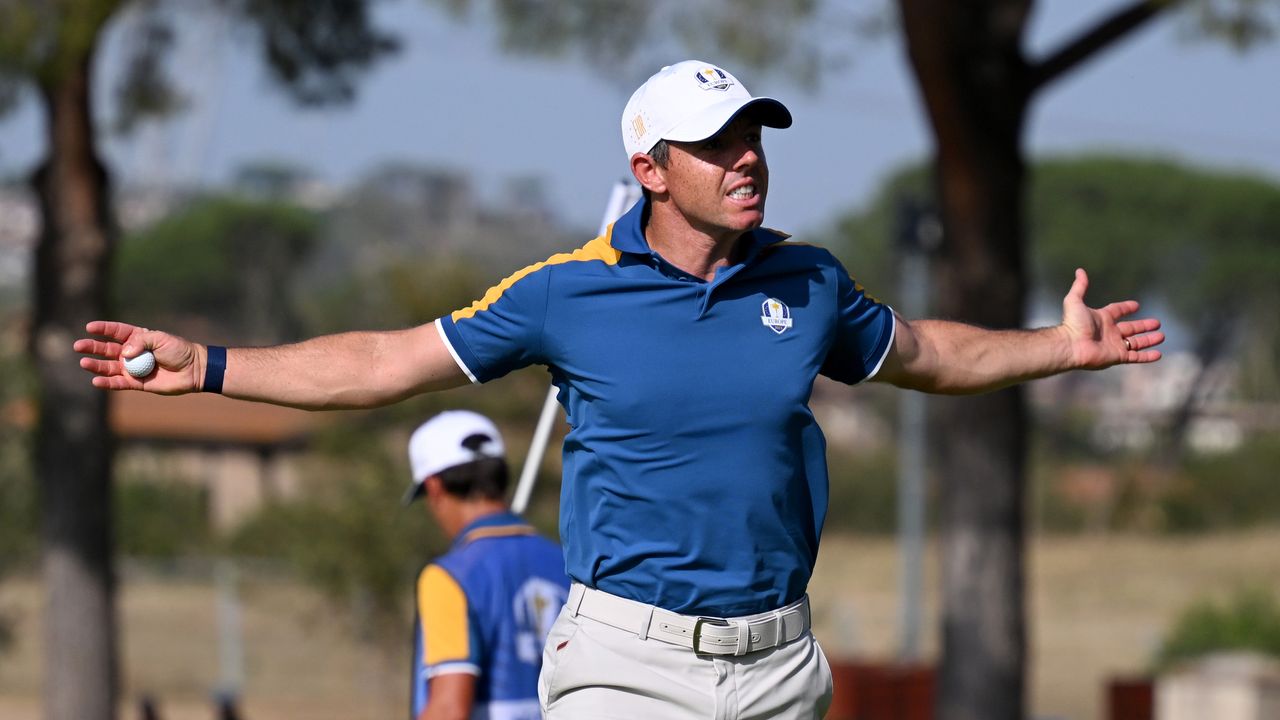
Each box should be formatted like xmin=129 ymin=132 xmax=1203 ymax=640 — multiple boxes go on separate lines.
xmin=1 ymin=0 xmax=1277 ymax=235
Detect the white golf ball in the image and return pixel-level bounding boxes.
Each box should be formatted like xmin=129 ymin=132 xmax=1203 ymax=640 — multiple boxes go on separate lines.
xmin=123 ymin=350 xmax=156 ymax=378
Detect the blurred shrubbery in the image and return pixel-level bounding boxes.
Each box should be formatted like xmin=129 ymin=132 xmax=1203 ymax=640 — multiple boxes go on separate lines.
xmin=0 ymin=339 xmax=35 ymax=653
xmin=825 ymin=447 xmax=900 ymax=533
xmin=114 ymin=477 xmax=211 ymax=559
xmin=1030 ymin=435 xmax=1280 ymax=535
xmin=1160 ymin=436 xmax=1280 ymax=533
xmin=0 ymin=439 xmax=33 ymax=654
xmin=1154 ymin=586 xmax=1280 ymax=671
xmin=226 ymin=422 xmax=446 ymax=642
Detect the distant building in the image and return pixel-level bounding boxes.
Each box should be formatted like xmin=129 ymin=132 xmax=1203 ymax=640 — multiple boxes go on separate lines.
xmin=4 ymin=392 xmax=330 ymax=531
xmin=1158 ymin=652 xmax=1280 ymax=720
xmin=113 ymin=392 xmax=332 ymax=530
xmin=1031 ymin=350 xmax=1248 ymax=453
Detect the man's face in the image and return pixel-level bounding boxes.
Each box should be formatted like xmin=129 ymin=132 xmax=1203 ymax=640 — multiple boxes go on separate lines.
xmin=660 ymin=116 xmax=768 ymax=239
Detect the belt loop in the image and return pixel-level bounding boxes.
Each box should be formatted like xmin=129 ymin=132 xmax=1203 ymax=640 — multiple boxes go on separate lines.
xmin=636 ymin=605 xmax=654 ymax=640
xmin=568 ymin=584 xmax=586 ymax=618
xmin=734 ymin=620 xmax=750 ymax=657
xmin=773 ymin=610 xmax=785 ymax=646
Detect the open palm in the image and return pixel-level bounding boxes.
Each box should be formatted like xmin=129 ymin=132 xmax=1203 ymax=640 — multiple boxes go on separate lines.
xmin=1060 ymin=268 xmax=1164 ymax=370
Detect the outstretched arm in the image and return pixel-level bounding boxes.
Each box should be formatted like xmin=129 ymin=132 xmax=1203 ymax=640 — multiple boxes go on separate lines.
xmin=873 ymin=268 xmax=1164 ymax=394
xmin=74 ymin=320 xmax=469 ymax=409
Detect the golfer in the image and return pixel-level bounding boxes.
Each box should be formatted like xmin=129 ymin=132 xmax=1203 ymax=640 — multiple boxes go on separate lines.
xmin=76 ymin=60 xmax=1163 ymax=719
xmin=403 ymin=410 xmax=568 ymax=720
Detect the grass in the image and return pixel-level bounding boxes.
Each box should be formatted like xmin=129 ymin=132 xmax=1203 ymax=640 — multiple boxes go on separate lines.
xmin=3 ymin=530 xmax=1279 ymax=720
xmin=808 ymin=529 xmax=1280 ymax=720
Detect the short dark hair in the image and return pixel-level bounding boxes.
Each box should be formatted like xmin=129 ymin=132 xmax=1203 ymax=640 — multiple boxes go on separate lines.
xmin=436 ymin=457 xmax=509 ymax=501
xmin=649 ymin=139 xmax=670 ymax=168
xmin=641 ymin=140 xmax=670 ymax=202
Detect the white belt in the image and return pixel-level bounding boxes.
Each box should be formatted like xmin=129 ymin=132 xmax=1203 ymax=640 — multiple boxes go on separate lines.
xmin=566 ymin=583 xmax=810 ymax=657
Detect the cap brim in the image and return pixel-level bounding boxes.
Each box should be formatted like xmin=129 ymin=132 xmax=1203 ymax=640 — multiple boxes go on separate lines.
xmin=663 ymin=97 xmax=792 ymax=144
xmin=401 ymin=481 xmax=425 ymax=507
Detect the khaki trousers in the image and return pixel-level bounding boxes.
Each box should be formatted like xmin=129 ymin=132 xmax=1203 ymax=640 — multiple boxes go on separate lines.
xmin=538 ymin=599 xmax=832 ymax=719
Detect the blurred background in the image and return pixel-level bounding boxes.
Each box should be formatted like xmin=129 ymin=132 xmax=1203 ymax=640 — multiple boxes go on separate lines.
xmin=1 ymin=1 xmax=1278 ymax=720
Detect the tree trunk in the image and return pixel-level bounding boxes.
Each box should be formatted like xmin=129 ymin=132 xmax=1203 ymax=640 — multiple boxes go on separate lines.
xmin=900 ymin=3 xmax=1032 ymax=719
xmin=31 ymin=46 xmax=119 ymax=720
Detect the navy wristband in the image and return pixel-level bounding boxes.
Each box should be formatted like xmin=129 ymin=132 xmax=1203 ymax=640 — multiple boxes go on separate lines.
xmin=202 ymin=345 xmax=226 ymax=394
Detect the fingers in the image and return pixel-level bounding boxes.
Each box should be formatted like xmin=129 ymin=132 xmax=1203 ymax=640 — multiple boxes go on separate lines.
xmin=78 ymin=321 xmax=153 ymax=386
xmin=81 ymin=357 xmax=146 ymax=390
xmin=73 ymin=338 xmax=122 ymax=360
xmin=79 ymin=356 xmax=118 ymax=375
xmin=1126 ymin=348 xmax=1163 ymax=364
xmin=84 ymin=320 xmax=137 ymax=343
xmin=1123 ymin=329 xmax=1166 ymax=352
xmin=81 ymin=320 xmax=155 ymax=359
xmin=91 ymin=374 xmax=142 ymax=391
xmin=1099 ymin=300 xmax=1141 ymax=320
xmin=1117 ymin=318 xmax=1161 ymax=336
xmin=1064 ymin=268 xmax=1088 ymax=304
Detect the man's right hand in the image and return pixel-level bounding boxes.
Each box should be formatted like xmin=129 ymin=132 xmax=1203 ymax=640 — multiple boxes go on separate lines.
xmin=74 ymin=321 xmax=204 ymax=394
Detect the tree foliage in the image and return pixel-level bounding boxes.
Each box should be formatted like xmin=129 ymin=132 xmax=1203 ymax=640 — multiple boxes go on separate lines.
xmin=1030 ymin=156 xmax=1280 ymax=333
xmin=820 ymin=154 xmax=1280 ymax=384
xmin=114 ymin=195 xmax=321 ymax=343
xmin=0 ymin=2 xmax=399 ymax=717
xmin=113 ymin=478 xmax=211 ymax=559
xmin=426 ymin=0 xmax=855 ymax=87
xmin=226 ymin=0 xmax=399 ymax=105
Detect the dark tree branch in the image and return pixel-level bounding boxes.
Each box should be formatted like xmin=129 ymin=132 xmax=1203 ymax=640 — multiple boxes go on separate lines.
xmin=1029 ymin=0 xmax=1183 ymax=93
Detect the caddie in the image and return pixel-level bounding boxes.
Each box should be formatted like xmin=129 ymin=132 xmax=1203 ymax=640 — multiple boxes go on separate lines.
xmin=76 ymin=59 xmax=1164 ymax=719
xmin=405 ymin=409 xmax=568 ymax=720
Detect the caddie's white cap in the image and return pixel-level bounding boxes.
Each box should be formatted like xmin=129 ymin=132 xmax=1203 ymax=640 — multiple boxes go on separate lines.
xmin=402 ymin=410 xmax=506 ymax=505
xmin=621 ymin=60 xmax=792 ymax=159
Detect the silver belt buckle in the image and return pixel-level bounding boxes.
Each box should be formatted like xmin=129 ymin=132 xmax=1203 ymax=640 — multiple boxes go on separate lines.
xmin=691 ymin=616 xmax=730 ymax=655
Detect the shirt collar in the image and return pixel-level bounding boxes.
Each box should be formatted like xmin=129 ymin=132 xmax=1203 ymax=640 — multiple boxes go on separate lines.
xmin=608 ymin=195 xmax=788 ymax=262
xmin=453 ymin=510 xmax=531 ymax=548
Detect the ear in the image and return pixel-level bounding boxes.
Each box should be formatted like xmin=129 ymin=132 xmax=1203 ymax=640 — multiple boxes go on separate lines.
xmin=630 ymin=152 xmax=667 ymax=195
xmin=423 ymin=476 xmax=445 ymax=501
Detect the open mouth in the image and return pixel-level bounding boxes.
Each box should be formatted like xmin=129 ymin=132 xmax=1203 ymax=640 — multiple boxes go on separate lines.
xmin=728 ymin=184 xmax=757 ymax=201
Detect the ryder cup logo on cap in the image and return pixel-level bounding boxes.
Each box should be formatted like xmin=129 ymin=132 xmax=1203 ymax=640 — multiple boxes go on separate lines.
xmin=694 ymin=66 xmax=734 ymax=90
xmin=403 ymin=410 xmax=505 ymax=505
xmin=621 ymin=60 xmax=793 ymax=158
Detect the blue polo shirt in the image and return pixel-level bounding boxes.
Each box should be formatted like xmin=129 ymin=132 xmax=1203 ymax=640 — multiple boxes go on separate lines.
xmin=410 ymin=511 xmax=569 ymax=720
xmin=437 ymin=197 xmax=894 ymax=617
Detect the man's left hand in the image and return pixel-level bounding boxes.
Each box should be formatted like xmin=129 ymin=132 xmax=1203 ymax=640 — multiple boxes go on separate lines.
xmin=1061 ymin=268 xmax=1164 ymax=370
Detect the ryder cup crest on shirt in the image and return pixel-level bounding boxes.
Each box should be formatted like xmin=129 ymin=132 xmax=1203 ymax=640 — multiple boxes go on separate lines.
xmin=621 ymin=59 xmax=793 ymax=158
xmin=761 ymin=297 xmax=793 ymax=334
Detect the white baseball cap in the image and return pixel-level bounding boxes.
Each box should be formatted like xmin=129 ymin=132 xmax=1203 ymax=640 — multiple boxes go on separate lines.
xmin=621 ymin=60 xmax=792 ymax=159
xmin=402 ymin=410 xmax=506 ymax=505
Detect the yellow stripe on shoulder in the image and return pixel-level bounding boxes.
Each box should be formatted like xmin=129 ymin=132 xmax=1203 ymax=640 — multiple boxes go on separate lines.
xmin=451 ymin=234 xmax=622 ymax=321
xmin=418 ymin=564 xmax=470 ymax=665
xmin=853 ymin=281 xmax=884 ymax=305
